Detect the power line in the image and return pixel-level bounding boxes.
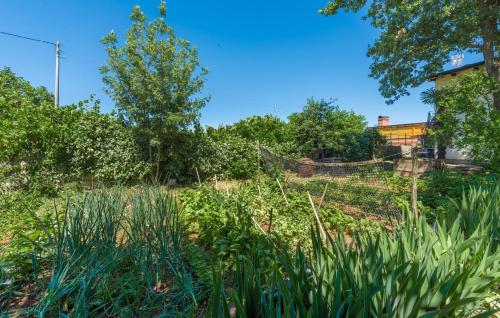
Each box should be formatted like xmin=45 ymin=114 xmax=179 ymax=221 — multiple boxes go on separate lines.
xmin=0 ymin=30 xmax=61 ymax=106
xmin=0 ymin=31 xmax=56 ymax=46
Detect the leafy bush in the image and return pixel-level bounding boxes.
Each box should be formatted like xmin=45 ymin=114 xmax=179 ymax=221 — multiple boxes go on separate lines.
xmin=179 ymin=185 xmax=274 ymax=272
xmin=287 ymin=98 xmax=367 ymax=158
xmin=424 ymin=72 xmax=500 ymax=169
xmin=0 ymin=69 xmax=148 ymax=193
xmin=419 ymin=170 xmax=497 ymax=216
xmin=68 ymin=100 xmax=149 ymax=183
xmin=0 ymin=190 xmax=49 ymax=274
xmin=195 ymin=134 xmax=258 ymax=180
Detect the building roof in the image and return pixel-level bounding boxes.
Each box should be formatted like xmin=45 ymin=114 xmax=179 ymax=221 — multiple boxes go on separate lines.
xmin=429 ymin=61 xmax=484 ymax=80
xmin=377 ymin=122 xmax=427 ymax=128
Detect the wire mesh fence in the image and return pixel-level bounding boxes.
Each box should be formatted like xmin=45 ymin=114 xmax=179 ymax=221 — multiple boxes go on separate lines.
xmin=259 ymin=146 xmax=407 ymax=219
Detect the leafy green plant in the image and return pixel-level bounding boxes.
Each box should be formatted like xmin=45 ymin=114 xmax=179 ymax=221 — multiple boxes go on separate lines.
xmin=3 ymin=188 xmax=207 ymax=317
xmin=194 ymin=134 xmax=258 ymax=180
xmin=424 ymin=72 xmax=500 ymax=168
xmin=100 ymin=1 xmax=209 ymax=181
xmin=179 ymin=185 xmax=274 ymax=272
xmin=212 ymin=184 xmax=500 ymax=317
xmin=0 ymin=69 xmax=148 ymax=195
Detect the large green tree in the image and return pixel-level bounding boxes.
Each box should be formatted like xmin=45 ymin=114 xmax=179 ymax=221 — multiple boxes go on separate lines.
xmin=100 ymin=1 xmax=209 ymax=181
xmin=288 ymin=98 xmax=367 ymax=158
xmin=320 ymin=0 xmax=499 ymax=110
xmin=423 ymin=73 xmax=500 ymax=169
xmin=227 ymin=115 xmax=289 ymax=146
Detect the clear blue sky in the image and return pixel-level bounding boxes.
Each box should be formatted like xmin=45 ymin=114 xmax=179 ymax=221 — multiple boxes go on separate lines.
xmin=0 ymin=1 xmax=481 ymax=127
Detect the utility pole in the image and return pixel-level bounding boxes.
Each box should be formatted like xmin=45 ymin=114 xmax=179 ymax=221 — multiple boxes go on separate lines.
xmin=0 ymin=31 xmax=61 ymax=106
xmin=54 ymin=41 xmax=61 ymax=106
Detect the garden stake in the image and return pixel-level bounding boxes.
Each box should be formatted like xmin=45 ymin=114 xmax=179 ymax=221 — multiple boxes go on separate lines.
xmin=308 ymin=192 xmax=326 ymax=240
xmin=317 ymin=183 xmax=329 ymax=210
xmin=252 ymin=216 xmax=267 ymax=236
xmin=195 ymin=167 xmax=201 ymax=186
xmin=277 ymin=178 xmax=289 ymax=205
xmin=268 ymin=208 xmax=273 ymax=235
xmin=411 ymin=149 xmax=418 ymax=217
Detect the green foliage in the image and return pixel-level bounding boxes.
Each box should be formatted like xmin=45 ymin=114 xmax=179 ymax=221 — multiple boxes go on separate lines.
xmin=179 ymin=177 xmax=383 ymax=274
xmin=68 ymin=99 xmax=149 ymax=183
xmin=0 ymin=68 xmax=71 ymax=194
xmin=442 ymin=182 xmax=499 ymax=250
xmin=287 ymin=98 xmax=367 ymax=159
xmin=100 ymin=1 xmax=209 ymax=180
xmin=212 ymin=185 xmax=500 ymax=317
xmin=0 ymin=69 xmax=148 ymax=194
xmin=2 ymin=188 xmax=206 ymax=317
xmin=206 ymin=115 xmax=301 ymax=158
xmin=292 ymin=178 xmax=399 ymax=218
xmin=320 ymin=0 xmax=499 ymax=108
xmin=212 ymin=115 xmax=289 ymax=147
xmin=179 ymin=185 xmax=274 ymax=272
xmin=344 ymin=128 xmax=386 ymax=161
xmin=204 ymin=100 xmax=380 ymax=161
xmin=3 ymin=175 xmax=498 ymax=316
xmin=419 ymin=170 xmax=498 ymax=218
xmin=0 ymin=190 xmax=49 ymax=274
xmin=195 ymin=134 xmax=258 ymax=180
xmin=423 ymin=73 xmax=500 ymax=169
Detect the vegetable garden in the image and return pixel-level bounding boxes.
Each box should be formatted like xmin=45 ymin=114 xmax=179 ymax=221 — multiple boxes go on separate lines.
xmin=1 ymin=166 xmax=499 ymax=316
xmin=1 ymin=1 xmax=499 ymax=316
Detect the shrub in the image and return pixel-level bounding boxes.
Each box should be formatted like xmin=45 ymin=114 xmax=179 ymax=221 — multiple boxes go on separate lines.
xmin=195 ymin=134 xmax=258 ymax=180
xmin=68 ymin=101 xmax=149 ymax=183
xmin=0 ymin=69 xmax=149 ymax=193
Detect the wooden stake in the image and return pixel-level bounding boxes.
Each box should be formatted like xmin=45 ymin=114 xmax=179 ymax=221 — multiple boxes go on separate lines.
xmin=252 ymin=216 xmax=267 ymax=236
xmin=195 ymin=167 xmax=201 ymax=186
xmin=308 ymin=192 xmax=326 ymax=240
xmin=276 ymin=178 xmax=289 ymax=205
xmin=256 ymin=140 xmax=261 ymax=174
xmin=318 ymin=183 xmax=329 ymax=210
xmin=411 ymin=149 xmax=418 ymax=217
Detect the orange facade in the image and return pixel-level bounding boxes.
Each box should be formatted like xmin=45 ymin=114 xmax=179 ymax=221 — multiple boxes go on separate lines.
xmin=376 ymin=116 xmax=427 ymax=146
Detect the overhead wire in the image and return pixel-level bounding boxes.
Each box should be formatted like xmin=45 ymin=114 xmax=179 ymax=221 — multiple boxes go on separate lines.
xmin=0 ymin=31 xmax=56 ymax=46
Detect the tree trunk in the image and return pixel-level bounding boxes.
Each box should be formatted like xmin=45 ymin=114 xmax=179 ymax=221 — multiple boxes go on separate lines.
xmin=155 ymin=143 xmax=161 ymax=184
xmin=148 ymin=142 xmax=155 ymax=181
xmin=478 ymin=0 xmax=499 ymax=110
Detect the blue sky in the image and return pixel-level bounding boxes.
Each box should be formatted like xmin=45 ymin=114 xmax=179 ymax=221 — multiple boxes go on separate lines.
xmin=0 ymin=1 xmax=482 ymax=127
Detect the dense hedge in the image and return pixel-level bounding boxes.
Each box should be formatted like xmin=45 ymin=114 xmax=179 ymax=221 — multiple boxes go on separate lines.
xmin=0 ymin=68 xmax=148 ymax=194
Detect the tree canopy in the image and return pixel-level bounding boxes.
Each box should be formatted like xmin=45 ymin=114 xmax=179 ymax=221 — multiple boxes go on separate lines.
xmin=100 ymin=1 xmax=209 ymax=180
xmin=288 ymin=98 xmax=367 ymax=157
xmin=424 ymin=72 xmax=500 ymax=169
xmin=320 ymin=0 xmax=499 ymax=109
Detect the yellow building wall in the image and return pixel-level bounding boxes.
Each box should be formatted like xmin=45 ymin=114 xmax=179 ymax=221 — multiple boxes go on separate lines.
xmin=435 ymin=65 xmax=485 ymax=89
xmin=378 ymin=124 xmax=426 ymax=138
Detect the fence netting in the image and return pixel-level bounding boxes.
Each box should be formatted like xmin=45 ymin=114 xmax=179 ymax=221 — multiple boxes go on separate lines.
xmin=259 ymin=146 xmax=405 ymax=219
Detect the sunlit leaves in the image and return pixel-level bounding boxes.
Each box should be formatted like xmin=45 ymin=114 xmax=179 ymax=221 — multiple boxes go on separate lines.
xmin=320 ymin=0 xmax=498 ymax=104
